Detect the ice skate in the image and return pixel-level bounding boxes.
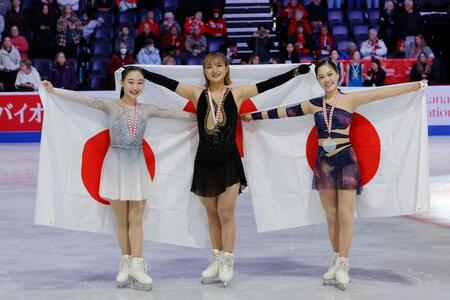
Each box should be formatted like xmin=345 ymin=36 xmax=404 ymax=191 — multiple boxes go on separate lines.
xmin=218 ymin=251 xmax=234 ymax=287
xmin=322 ymin=252 xmax=339 ymax=286
xmin=201 ymin=249 xmax=222 ymax=284
xmin=335 ymin=257 xmax=350 ymax=291
xmin=116 ymin=254 xmax=131 ymax=288
xmin=128 ymin=257 xmax=153 ymax=291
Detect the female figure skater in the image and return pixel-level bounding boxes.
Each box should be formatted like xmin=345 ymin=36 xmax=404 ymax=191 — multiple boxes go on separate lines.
xmin=245 ymin=60 xmax=426 ymax=290
xmin=42 ymin=66 xmax=193 ymax=291
xmin=140 ymin=52 xmax=311 ymax=286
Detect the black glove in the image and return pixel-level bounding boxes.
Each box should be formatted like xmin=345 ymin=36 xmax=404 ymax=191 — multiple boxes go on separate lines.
xmin=297 ymin=63 xmax=311 ymax=75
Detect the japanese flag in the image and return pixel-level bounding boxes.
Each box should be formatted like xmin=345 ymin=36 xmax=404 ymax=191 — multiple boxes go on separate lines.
xmin=243 ymin=84 xmax=430 ymax=232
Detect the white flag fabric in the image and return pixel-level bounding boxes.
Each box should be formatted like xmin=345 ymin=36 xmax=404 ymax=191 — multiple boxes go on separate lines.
xmin=243 ymin=85 xmax=430 ymax=232
xmin=35 ymin=85 xmax=209 ymax=248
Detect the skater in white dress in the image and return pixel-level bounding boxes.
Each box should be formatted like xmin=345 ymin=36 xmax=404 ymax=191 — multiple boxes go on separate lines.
xmin=42 ymin=66 xmax=193 ymax=291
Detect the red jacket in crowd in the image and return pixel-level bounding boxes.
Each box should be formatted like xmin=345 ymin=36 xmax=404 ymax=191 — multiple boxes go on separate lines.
xmin=137 ymin=19 xmax=160 ymax=36
xmin=206 ymin=18 xmax=227 ymax=37
xmin=287 ymin=19 xmax=312 ymax=36
xmin=279 ymin=3 xmax=308 ymax=20
xmin=183 ymin=19 xmax=206 ymax=35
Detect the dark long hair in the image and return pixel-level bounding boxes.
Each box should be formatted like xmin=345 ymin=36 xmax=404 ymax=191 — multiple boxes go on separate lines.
xmin=120 ymin=66 xmax=144 ymax=97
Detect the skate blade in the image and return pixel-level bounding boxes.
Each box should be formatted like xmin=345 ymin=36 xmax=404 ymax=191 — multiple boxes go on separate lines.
xmin=127 ymin=278 xmax=152 ymax=291
xmin=222 ymin=280 xmax=232 ymax=288
xmin=116 ymin=280 xmax=129 ymax=288
xmin=322 ymin=279 xmax=336 ymax=286
xmin=335 ymin=283 xmax=347 ymax=291
xmin=201 ymin=277 xmax=221 ymax=284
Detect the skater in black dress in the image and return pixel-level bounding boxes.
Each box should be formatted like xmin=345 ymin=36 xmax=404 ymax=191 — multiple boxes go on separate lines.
xmin=140 ymin=52 xmax=311 ymax=286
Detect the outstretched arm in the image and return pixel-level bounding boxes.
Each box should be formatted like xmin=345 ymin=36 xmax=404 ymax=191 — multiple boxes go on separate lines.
xmin=233 ymin=64 xmax=311 ymax=106
xmin=42 ymin=80 xmax=108 ymax=112
xmin=141 ymin=69 xmax=203 ymax=106
xmin=244 ymin=100 xmax=314 ymax=121
xmin=145 ymin=104 xmax=196 ymax=120
xmin=350 ymin=80 xmax=426 ymax=108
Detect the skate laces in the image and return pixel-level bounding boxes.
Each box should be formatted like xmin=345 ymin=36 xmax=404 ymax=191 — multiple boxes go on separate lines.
xmin=134 ymin=258 xmax=149 ymax=273
xmin=220 ymin=254 xmax=233 ymax=269
xmin=336 ymin=258 xmax=349 ymax=273
xmin=119 ymin=256 xmax=130 ymax=272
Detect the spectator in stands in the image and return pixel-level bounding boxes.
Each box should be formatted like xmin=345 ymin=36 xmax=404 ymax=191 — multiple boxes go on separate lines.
xmin=329 ymin=49 xmax=344 ymax=86
xmin=116 ymin=0 xmax=137 ymax=12
xmin=340 ymin=41 xmax=358 ymax=59
xmin=398 ymin=0 xmax=423 ymax=56
xmin=293 ymin=24 xmax=312 ymax=58
xmin=408 ymin=34 xmax=434 ymax=59
xmin=248 ymin=54 xmax=260 ymax=64
xmin=410 ymin=51 xmax=435 ymax=84
xmin=248 ymin=24 xmax=273 ymax=63
xmin=314 ymin=24 xmax=332 ymax=59
xmin=160 ymin=25 xmax=184 ymax=64
xmin=306 ymin=0 xmax=327 ymax=37
xmin=270 ymin=57 xmax=281 ymax=64
xmin=49 ymin=52 xmax=76 ymax=89
xmin=0 ymin=37 xmax=21 ymax=91
xmin=137 ymin=10 xmax=160 ymax=38
xmin=115 ymin=25 xmax=135 ymax=53
xmin=360 ymin=28 xmax=388 ymax=59
xmin=0 ymin=0 xmax=11 ymax=17
xmin=364 ymin=57 xmax=386 ymax=86
xmin=279 ymin=0 xmax=308 ymax=21
xmin=56 ymin=4 xmax=82 ymax=58
xmin=5 ymin=0 xmax=29 ymax=34
xmin=0 ymin=15 xmax=4 ymax=41
xmin=57 ymin=0 xmax=79 ymax=11
xmin=9 ymin=25 xmax=29 ymax=59
xmin=225 ymin=41 xmax=241 ymax=64
xmin=108 ymin=42 xmax=136 ymax=88
xmin=33 ymin=3 xmax=56 ymax=58
xmin=379 ymin=0 xmax=398 ymax=53
xmin=287 ymin=8 xmax=312 ymax=38
xmin=82 ymin=13 xmax=104 ymax=43
xmin=15 ymin=58 xmax=41 ymax=91
xmin=280 ymin=42 xmax=299 ymax=63
xmin=205 ymin=8 xmax=227 ymax=38
xmin=346 ymin=50 xmax=364 ymax=86
xmin=392 ymin=39 xmax=406 ymax=58
xmin=137 ymin=38 xmax=161 ymax=65
xmin=95 ymin=0 xmax=114 ymax=12
xmin=160 ymin=12 xmax=182 ymax=36
xmin=135 ymin=23 xmax=155 ymax=53
xmin=185 ymin=26 xmax=207 ymax=58
xmin=184 ymin=11 xmax=206 ymax=35
xmin=162 ymin=55 xmax=176 ymax=65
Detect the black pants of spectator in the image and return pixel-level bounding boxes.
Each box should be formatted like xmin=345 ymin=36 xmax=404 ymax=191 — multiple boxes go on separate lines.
xmin=0 ymin=70 xmax=18 ymax=92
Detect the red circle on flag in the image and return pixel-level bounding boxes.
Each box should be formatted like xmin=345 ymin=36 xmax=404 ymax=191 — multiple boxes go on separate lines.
xmin=306 ymin=113 xmax=381 ymax=185
xmin=81 ymin=130 xmax=156 ymax=205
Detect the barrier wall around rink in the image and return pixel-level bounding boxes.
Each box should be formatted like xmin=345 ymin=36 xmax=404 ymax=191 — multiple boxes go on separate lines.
xmin=0 ymin=87 xmax=449 ymax=143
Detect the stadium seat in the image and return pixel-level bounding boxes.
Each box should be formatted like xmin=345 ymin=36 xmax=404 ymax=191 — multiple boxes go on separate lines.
xmin=95 ymin=27 xmax=114 ymax=42
xmin=91 ymin=59 xmax=109 ymax=76
xmin=32 ymin=59 xmax=52 ymax=80
xmin=118 ymin=11 xmax=137 ymax=26
xmin=92 ymin=42 xmax=113 ymax=59
xmin=208 ymin=38 xmax=225 ymax=52
xmin=353 ymin=24 xmax=369 ymax=40
xmin=332 ymin=25 xmax=349 ymax=39
xmin=164 ymin=0 xmax=178 ymax=10
xmin=96 ymin=11 xmax=115 ymax=26
xmin=337 ymin=39 xmax=353 ymax=53
xmin=328 ymin=10 xmax=344 ymax=25
xmin=348 ymin=10 xmax=365 ymax=26
xmin=187 ymin=56 xmax=203 ymax=65
xmin=89 ymin=76 xmax=108 ymax=90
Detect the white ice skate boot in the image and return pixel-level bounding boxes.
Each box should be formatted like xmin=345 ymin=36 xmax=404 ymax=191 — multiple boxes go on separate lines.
xmin=116 ymin=254 xmax=131 ymax=288
xmin=322 ymin=252 xmax=339 ymax=286
xmin=201 ymin=249 xmax=222 ymax=284
xmin=218 ymin=251 xmax=234 ymax=287
xmin=128 ymin=257 xmax=153 ymax=291
xmin=335 ymin=256 xmax=350 ymax=291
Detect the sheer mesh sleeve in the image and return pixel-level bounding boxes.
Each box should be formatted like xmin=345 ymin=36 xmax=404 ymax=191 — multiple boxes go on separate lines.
xmin=143 ymin=104 xmax=195 ymax=119
xmin=51 ymin=88 xmax=111 ymax=113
